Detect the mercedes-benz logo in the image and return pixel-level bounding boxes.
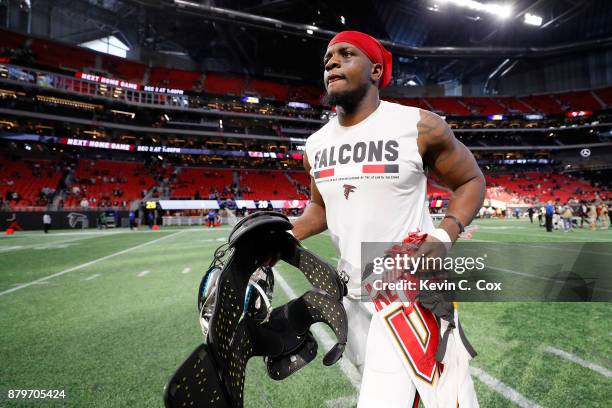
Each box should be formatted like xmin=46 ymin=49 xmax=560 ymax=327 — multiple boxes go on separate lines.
xmin=580 ymin=148 xmax=591 ymax=158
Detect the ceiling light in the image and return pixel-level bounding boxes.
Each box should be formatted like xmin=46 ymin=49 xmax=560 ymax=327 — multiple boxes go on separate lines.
xmin=524 ymin=13 xmax=542 ymax=26
xmin=437 ymin=0 xmax=512 ymax=19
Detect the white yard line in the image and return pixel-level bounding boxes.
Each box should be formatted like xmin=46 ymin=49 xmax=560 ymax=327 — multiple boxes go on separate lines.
xmin=137 ymin=270 xmax=151 ymax=277
xmin=486 ymin=265 xmax=612 ymax=294
xmin=11 ymin=281 xmax=49 ymax=286
xmin=272 ymin=267 xmax=361 ymax=390
xmin=0 ymin=233 xmax=115 ymax=253
xmin=0 ymin=246 xmax=23 ymax=253
xmin=0 ymin=230 xmax=128 ymax=238
xmin=467 ymin=239 xmax=612 ymax=257
xmin=0 ymin=226 xmax=230 ymax=239
xmin=470 ymin=367 xmax=542 ymax=408
xmin=325 ymin=395 xmax=358 ymax=408
xmin=0 ymin=230 xmax=184 ymax=297
xmin=182 ymin=267 xmax=192 ymax=274
xmin=475 ymin=229 xmax=612 ymax=242
xmin=83 ymin=274 xmax=101 ymax=281
xmin=543 ymin=346 xmax=612 ymax=378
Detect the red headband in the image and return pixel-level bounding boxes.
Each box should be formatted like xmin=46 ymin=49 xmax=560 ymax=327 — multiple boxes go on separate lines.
xmin=328 ymin=31 xmax=393 ymax=89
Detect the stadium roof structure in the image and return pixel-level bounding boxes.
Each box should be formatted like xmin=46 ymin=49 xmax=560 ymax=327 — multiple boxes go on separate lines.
xmin=8 ymin=0 xmax=612 ymax=88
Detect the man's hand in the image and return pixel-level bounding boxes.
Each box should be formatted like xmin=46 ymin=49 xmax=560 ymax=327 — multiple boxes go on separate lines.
xmin=409 ymin=234 xmax=450 ymax=276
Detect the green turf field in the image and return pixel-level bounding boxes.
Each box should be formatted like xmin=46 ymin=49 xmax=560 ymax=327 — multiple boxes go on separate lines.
xmin=0 ymin=218 xmax=610 ymax=407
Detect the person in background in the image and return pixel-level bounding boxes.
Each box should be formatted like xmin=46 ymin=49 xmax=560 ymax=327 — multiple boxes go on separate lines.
xmin=207 ymin=209 xmax=217 ymax=228
xmin=98 ymin=212 xmax=107 ymax=229
xmin=528 ymin=206 xmax=534 ymax=224
xmin=562 ymin=204 xmax=573 ymax=232
xmin=147 ymin=211 xmax=154 ymax=229
xmin=43 ymin=213 xmax=52 ymax=233
xmin=579 ymin=201 xmax=588 ymax=228
xmin=7 ymin=213 xmax=22 ymax=231
xmin=587 ymin=201 xmax=597 ymax=230
xmin=553 ymin=204 xmax=562 ymax=230
xmin=601 ymin=203 xmax=609 ymax=229
xmin=538 ymin=206 xmax=545 ymax=227
xmin=596 ymin=203 xmax=602 ymax=227
xmin=545 ymin=201 xmax=554 ymax=232
xmin=129 ymin=210 xmax=136 ymax=230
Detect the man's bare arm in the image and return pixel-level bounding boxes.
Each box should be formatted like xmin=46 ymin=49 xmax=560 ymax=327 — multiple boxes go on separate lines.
xmin=418 ymin=109 xmax=486 ymax=241
xmin=291 ymin=152 xmax=328 ymax=240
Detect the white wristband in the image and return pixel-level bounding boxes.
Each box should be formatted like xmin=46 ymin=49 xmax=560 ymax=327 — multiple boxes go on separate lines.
xmin=428 ymin=228 xmax=453 ymax=253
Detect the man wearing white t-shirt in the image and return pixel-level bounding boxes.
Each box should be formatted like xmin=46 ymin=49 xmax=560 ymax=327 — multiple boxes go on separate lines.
xmin=291 ymin=31 xmax=485 ymax=407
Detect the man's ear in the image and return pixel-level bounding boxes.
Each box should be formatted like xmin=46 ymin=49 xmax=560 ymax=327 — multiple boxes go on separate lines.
xmin=370 ymin=63 xmax=383 ymax=84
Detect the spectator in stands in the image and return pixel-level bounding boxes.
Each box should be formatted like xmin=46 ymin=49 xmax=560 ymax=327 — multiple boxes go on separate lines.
xmin=43 ymin=213 xmax=52 ymax=233
xmin=545 ymin=201 xmax=554 ymax=232
xmin=80 ymin=197 xmax=89 ymax=208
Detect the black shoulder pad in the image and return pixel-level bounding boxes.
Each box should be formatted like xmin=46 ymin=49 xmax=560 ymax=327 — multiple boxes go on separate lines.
xmin=228 ymin=211 xmax=293 ymax=248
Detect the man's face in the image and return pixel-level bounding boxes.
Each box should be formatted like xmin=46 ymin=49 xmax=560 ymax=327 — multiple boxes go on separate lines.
xmin=322 ymin=42 xmax=374 ymax=109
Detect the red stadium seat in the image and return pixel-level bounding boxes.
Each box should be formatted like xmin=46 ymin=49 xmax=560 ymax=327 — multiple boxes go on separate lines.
xmin=519 ymin=95 xmax=562 ymax=115
xmin=103 ymin=58 xmax=146 ymax=83
xmin=594 ymin=87 xmax=612 ymax=107
xmin=29 ymin=39 xmax=96 ymax=71
xmin=239 ymin=170 xmax=300 ymax=200
xmin=427 ymin=98 xmax=472 ymax=115
xmin=149 ymin=67 xmax=202 ymax=91
xmin=204 ymin=73 xmax=245 ymax=95
xmin=169 ymin=167 xmax=233 ymax=199
xmin=556 ymin=90 xmax=602 ymax=111
xmin=496 ymin=97 xmax=533 ymax=113
xmin=247 ymin=79 xmax=289 ymax=101
xmin=0 ymin=28 xmax=28 ymax=50
xmin=63 ymin=159 xmax=156 ymax=208
xmin=0 ymin=157 xmax=62 ymax=208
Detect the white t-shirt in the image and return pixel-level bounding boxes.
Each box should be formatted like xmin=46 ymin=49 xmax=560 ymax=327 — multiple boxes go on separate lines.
xmin=305 ymin=101 xmax=434 ymax=291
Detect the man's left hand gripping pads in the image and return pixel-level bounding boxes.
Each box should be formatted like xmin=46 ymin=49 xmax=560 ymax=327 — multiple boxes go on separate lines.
xmin=164 ymin=212 xmax=349 ymax=408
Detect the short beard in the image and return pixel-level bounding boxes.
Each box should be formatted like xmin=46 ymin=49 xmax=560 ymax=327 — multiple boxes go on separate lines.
xmin=322 ymin=82 xmax=369 ymax=114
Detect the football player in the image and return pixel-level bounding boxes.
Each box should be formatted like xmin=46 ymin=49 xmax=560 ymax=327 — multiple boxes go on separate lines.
xmin=292 ymin=31 xmax=485 ymax=407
